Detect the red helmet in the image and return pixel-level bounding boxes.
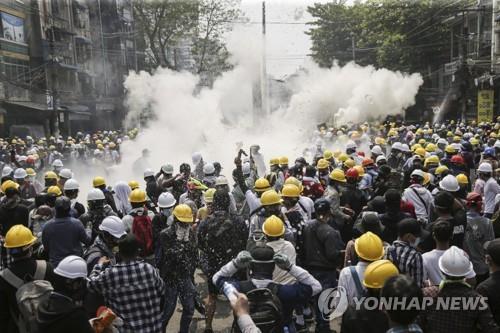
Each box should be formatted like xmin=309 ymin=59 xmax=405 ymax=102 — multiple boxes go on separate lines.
xmin=362 ymin=158 xmax=374 ymax=167
xmin=451 ymin=155 xmax=465 ymax=165
xmin=466 ymin=192 xmax=483 ymax=210
xmin=26 ymin=155 xmax=36 ymax=165
xmin=357 ymin=151 xmax=365 ymax=157
xmin=345 ymin=168 xmax=359 ymax=179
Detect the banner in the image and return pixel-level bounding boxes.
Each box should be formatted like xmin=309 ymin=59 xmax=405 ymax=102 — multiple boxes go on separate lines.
xmin=478 ymin=90 xmax=494 ymax=123
xmin=1 ymin=12 xmax=24 ymax=43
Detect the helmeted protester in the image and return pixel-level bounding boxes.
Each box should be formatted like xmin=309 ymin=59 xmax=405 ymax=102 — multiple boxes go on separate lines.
xmin=79 ymin=188 xmax=117 ymax=242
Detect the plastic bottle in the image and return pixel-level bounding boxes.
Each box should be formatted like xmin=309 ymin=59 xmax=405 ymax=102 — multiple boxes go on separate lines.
xmin=222 ymin=282 xmax=238 ymax=304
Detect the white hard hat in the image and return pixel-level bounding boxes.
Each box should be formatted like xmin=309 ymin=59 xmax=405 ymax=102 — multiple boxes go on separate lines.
xmin=451 ymin=143 xmax=461 ymax=152
xmin=346 ymin=140 xmax=357 ymax=150
xmin=478 ymin=162 xmax=493 ymax=173
xmin=242 ymin=162 xmax=251 ymax=175
xmin=52 ymin=159 xmax=63 ymax=168
xmin=215 ymin=176 xmax=229 ymax=186
xmin=411 ymin=169 xmax=425 ymax=178
xmin=2 ymin=166 xmax=13 ymax=177
xmin=438 ymin=246 xmax=473 ymax=277
xmin=158 ymin=192 xmax=176 ymax=208
xmin=437 ymin=138 xmax=448 ymax=145
xmin=64 ymin=179 xmax=80 ymax=191
xmin=376 ymin=155 xmax=387 ymax=163
xmin=203 ymin=163 xmax=215 ymax=175
xmin=371 ymin=145 xmax=383 ymax=155
xmin=161 ymin=164 xmax=174 ymax=174
xmin=13 ymin=168 xmax=27 ymax=179
xmin=17 ymin=155 xmax=27 ymax=162
xmin=54 ymin=255 xmax=88 ymax=279
xmin=87 ymin=188 xmax=105 ymax=201
xmin=144 ymin=168 xmax=155 ymax=178
xmin=192 ymin=152 xmax=202 ymax=165
xmin=93 ymin=149 xmax=102 ymax=156
xmin=99 ymin=216 xmax=127 ymax=239
xmin=400 ymin=144 xmax=410 ymax=153
xmin=495 ymin=140 xmax=500 ymax=149
xmin=59 ymin=168 xmax=73 ymax=179
xmin=392 ymin=142 xmax=402 ymax=151
xmin=439 ymin=174 xmax=460 ymax=192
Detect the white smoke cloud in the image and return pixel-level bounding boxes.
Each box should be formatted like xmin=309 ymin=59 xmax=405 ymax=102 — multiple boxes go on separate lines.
xmin=112 ymin=28 xmax=423 ymax=184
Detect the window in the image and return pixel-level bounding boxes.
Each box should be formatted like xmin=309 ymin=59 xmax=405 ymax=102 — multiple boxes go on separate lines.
xmin=2 ymin=57 xmax=30 ymax=84
xmin=0 ymin=12 xmax=25 ymax=43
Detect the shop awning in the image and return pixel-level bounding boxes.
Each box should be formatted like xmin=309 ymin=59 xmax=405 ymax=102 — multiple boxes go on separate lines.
xmin=75 ymin=35 xmax=91 ymax=44
xmin=4 ymin=101 xmax=49 ymax=111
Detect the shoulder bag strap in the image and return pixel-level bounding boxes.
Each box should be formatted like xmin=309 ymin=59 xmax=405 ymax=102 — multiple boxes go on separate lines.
xmin=34 ymin=260 xmax=47 ymax=280
xmin=0 ymin=269 xmax=24 ymax=289
xmin=349 ymin=266 xmax=364 ymax=296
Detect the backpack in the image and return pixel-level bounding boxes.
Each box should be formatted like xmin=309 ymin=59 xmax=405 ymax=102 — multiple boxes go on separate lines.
xmin=132 ymin=212 xmax=154 ymax=256
xmin=0 ymin=260 xmax=53 ymax=333
xmin=234 ymin=283 xmax=284 ymax=333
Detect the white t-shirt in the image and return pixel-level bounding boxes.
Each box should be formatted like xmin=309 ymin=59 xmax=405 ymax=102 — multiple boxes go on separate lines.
xmin=337 ymin=261 xmax=369 ymax=304
xmin=423 ymin=249 xmax=476 ymax=285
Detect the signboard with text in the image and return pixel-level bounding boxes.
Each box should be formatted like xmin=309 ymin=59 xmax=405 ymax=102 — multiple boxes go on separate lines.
xmin=478 ymin=90 xmax=494 ymax=123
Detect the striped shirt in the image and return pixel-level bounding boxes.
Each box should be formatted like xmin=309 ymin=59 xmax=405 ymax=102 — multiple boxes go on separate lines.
xmin=387 ymin=240 xmax=424 ymax=287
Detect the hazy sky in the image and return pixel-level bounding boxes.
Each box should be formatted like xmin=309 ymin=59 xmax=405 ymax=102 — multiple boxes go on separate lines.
xmin=240 ymin=0 xmax=330 ymax=78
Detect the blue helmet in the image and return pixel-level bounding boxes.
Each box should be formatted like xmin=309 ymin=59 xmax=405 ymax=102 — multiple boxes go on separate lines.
xmin=484 ymin=147 xmax=496 ymax=156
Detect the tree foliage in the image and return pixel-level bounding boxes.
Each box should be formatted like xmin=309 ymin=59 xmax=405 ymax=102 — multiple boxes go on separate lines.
xmin=307 ymin=0 xmax=474 ymax=73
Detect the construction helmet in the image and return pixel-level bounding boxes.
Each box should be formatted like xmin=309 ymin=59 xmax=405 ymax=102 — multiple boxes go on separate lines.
xmin=215 ymin=176 xmax=229 ymax=187
xmin=435 ymin=165 xmax=449 ymax=175
xmin=284 ymin=177 xmax=303 ymax=192
xmin=281 ymin=184 xmax=300 ymax=198
xmin=418 ymin=138 xmax=426 ymax=145
xmin=58 ymin=168 xmax=73 ymax=179
xmin=424 ymin=155 xmax=440 ymax=167
xmin=99 ymin=216 xmax=127 ymax=239
xmin=338 ymin=153 xmax=349 ymax=162
xmin=345 ymin=168 xmax=359 ymax=179
xmin=144 ymin=168 xmax=155 ymax=178
xmin=279 ymin=156 xmax=289 ymax=165
xmin=173 ymin=204 xmax=194 ymax=223
xmin=363 ymin=260 xmax=399 ymax=289
xmin=425 ymin=143 xmax=436 ymax=152
xmin=329 ymin=169 xmax=346 ymax=182
xmin=203 ymin=188 xmax=216 ymax=203
xmin=26 ymin=168 xmax=36 ymax=177
xmin=344 ymin=159 xmax=355 ymax=169
xmin=490 ymin=132 xmax=498 ymax=139
xmin=254 ymin=178 xmax=272 ymax=192
xmin=44 ymin=171 xmax=58 ymax=180
xmin=362 ymin=158 xmax=374 ymax=167
xmin=64 ymin=179 xmax=80 ymax=191
xmin=323 ymin=150 xmax=333 ymax=160
xmin=439 ymin=174 xmax=460 ymax=192
xmin=411 ymin=143 xmax=422 ymax=152
xmin=129 ymin=189 xmax=147 ymax=203
xmin=353 ymin=165 xmax=365 ymax=177
xmin=456 ymin=174 xmax=469 ymax=185
xmin=52 ymin=159 xmax=63 ymax=168
xmin=438 ymin=246 xmax=473 ymax=277
xmin=270 ymin=157 xmax=280 ymax=166
xmin=445 ymin=145 xmax=456 ymax=154
xmin=317 ymin=159 xmax=329 ymax=170
xmin=478 ymin=162 xmax=493 ymax=173
xmin=262 ymin=215 xmax=285 ymax=237
xmin=451 ymin=155 xmax=465 ymax=165
xmin=354 ymin=231 xmax=384 ymax=262
xmin=415 ymin=148 xmax=426 ymax=158
xmin=375 ymin=137 xmax=386 ymax=145
xmin=4 ymin=224 xmax=37 ymax=248
xmin=13 ymin=168 xmax=27 ymax=180
xmin=260 ymin=190 xmax=282 ymax=206
xmin=47 ymin=186 xmax=62 ymax=196
xmin=128 ymin=180 xmax=140 ymax=190
xmin=87 ymin=188 xmax=105 ymax=201
xmin=470 ymin=138 xmax=480 ymax=146
xmin=54 ymin=255 xmax=88 ymax=279
xmin=203 ymin=163 xmax=215 ymax=175
xmin=158 ymin=192 xmax=176 ymax=208
xmin=93 ymin=176 xmax=106 ymax=187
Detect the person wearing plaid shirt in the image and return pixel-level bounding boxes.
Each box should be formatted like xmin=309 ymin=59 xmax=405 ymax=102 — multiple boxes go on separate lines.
xmin=386 ymin=218 xmax=424 ymax=287
xmin=87 ymin=233 xmax=165 ymax=333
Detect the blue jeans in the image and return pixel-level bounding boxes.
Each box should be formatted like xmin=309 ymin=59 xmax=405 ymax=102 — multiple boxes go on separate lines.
xmin=309 ymin=270 xmax=337 ymax=333
xmin=162 ymin=278 xmax=196 ymax=333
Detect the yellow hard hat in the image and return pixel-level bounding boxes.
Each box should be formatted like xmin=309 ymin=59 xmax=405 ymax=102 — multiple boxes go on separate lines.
xmin=93 ymin=176 xmax=106 ymax=187
xmin=354 ymin=231 xmax=384 ymax=262
xmin=456 ymin=174 xmax=469 ymax=185
xmin=338 ymin=153 xmax=349 ymax=162
xmin=416 ymin=128 xmax=424 ymax=135
xmin=284 ymin=177 xmax=303 ymax=192
xmin=1 ymin=180 xmax=19 ymax=193
xmin=415 ymin=147 xmax=426 ymax=158
xmin=204 ymin=188 xmax=216 ymax=203
xmin=128 ymin=180 xmax=140 ymax=190
xmin=375 ymin=137 xmax=386 ymax=145
xmin=490 ymin=132 xmax=498 ymax=139
xmin=344 ymin=159 xmax=355 ymax=169
xmin=435 ymin=165 xmax=449 ymax=175
xmin=44 ymin=171 xmax=58 ymax=180
xmin=453 ymin=136 xmax=461 ymax=143
xmin=97 ymin=143 xmax=104 ymax=150
xmin=270 ymin=157 xmax=280 ymax=166
xmin=254 ymin=178 xmax=272 ymax=192
xmin=317 ymin=158 xmax=329 ymax=170
xmin=425 ymin=143 xmax=436 ymax=153
xmin=329 ymin=169 xmax=346 ymax=182
xmin=26 ymin=168 xmax=36 ymax=177
xmin=279 ymin=156 xmax=289 ymax=165
xmin=333 ymin=150 xmax=342 ymax=158
xmin=323 ymin=150 xmax=333 ymax=160
xmin=445 ymin=145 xmax=456 ymax=154
xmin=423 ymin=172 xmax=431 ymax=186
xmin=353 ymin=165 xmax=365 ymax=177
xmin=411 ymin=144 xmax=422 ymax=152
xmin=260 ymin=190 xmax=282 ymax=206
xmin=173 ymin=204 xmax=193 ymax=223
xmin=47 ymin=186 xmax=62 ymax=196
xmin=446 ymin=131 xmax=453 ymax=137
xmin=418 ymin=139 xmax=426 ymax=145
xmin=424 ymin=155 xmax=439 ymax=167
xmin=281 ymin=184 xmax=301 ymax=198
xmin=470 ymin=138 xmax=480 ymax=145
xmin=363 ymin=259 xmax=399 ymax=289
xmin=262 ymin=215 xmax=285 ymax=237
xmin=95 ymin=139 xmax=103 ymax=145
xmin=129 ymin=189 xmax=146 ymax=203
xmin=4 ymin=225 xmax=37 ymax=249
xmin=109 ymin=142 xmax=116 ymax=149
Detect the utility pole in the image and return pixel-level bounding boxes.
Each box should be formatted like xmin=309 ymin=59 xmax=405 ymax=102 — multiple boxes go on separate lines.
xmin=97 ymin=0 xmax=108 ymax=96
xmin=460 ymin=11 xmax=469 ymax=122
xmin=260 ymin=1 xmax=268 ymax=117
xmin=47 ymin=1 xmax=59 ymax=137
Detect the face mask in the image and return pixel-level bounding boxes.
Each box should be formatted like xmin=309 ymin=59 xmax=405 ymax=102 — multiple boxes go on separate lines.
xmin=162 ymin=208 xmax=172 ymax=217
xmin=411 ymin=237 xmax=420 ymax=248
